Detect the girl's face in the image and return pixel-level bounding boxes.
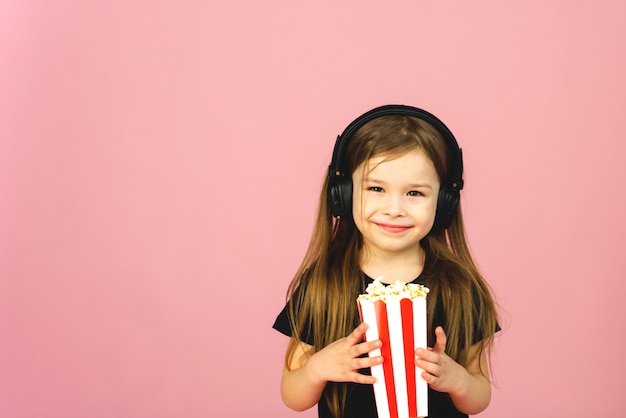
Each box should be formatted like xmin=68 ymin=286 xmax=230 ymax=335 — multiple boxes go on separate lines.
xmin=352 ymin=148 xmax=440 ymax=259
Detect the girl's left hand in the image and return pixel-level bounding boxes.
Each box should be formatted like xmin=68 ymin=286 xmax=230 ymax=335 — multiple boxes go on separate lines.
xmin=414 ymin=326 xmax=468 ymax=395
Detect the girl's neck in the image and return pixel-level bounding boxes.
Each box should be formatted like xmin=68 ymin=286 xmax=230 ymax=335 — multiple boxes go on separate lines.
xmin=359 ymin=246 xmax=425 ymax=284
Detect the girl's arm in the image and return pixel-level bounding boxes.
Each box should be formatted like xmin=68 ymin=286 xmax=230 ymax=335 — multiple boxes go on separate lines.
xmin=415 ymin=326 xmax=491 ymax=415
xmin=280 ymin=341 xmax=324 ymax=411
xmin=280 ymin=322 xmax=383 ymax=411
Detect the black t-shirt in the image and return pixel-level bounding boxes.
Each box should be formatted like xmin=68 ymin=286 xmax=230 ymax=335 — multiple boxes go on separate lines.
xmin=272 ymin=274 xmax=472 ymax=418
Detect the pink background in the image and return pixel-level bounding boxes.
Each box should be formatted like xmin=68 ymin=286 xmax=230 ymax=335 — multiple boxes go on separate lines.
xmin=2 ymin=1 xmax=625 ymax=417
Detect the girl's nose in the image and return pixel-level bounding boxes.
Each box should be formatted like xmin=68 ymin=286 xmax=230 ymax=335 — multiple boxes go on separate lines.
xmin=383 ymin=194 xmax=406 ymax=216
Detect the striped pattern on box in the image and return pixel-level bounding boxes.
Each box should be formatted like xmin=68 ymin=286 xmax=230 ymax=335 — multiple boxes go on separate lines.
xmin=358 ymin=297 xmax=428 ymax=418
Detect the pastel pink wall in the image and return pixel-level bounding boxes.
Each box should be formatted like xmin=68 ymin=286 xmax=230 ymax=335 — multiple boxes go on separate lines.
xmin=2 ymin=1 xmax=625 ymax=417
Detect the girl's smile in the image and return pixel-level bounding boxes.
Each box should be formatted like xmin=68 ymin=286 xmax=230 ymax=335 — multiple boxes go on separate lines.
xmin=374 ymin=222 xmax=413 ymax=233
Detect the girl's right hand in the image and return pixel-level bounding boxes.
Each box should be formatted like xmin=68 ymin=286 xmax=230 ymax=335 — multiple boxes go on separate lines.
xmin=306 ymin=322 xmax=383 ymax=385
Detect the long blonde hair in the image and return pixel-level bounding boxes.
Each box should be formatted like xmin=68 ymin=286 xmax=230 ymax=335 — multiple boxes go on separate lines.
xmin=285 ymin=114 xmax=499 ymax=418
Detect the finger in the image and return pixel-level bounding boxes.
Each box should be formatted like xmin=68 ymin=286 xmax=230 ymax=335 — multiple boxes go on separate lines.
xmin=355 ymin=339 xmax=382 ymax=356
xmin=433 ymin=326 xmax=447 ymax=354
xmin=348 ymin=339 xmax=381 ymax=361
xmin=415 ymin=356 xmax=441 ymax=377
xmin=415 ymin=347 xmax=439 ymax=363
xmin=350 ymin=371 xmax=377 ymax=385
xmin=420 ymin=369 xmax=437 ymax=385
xmin=353 ymin=354 xmax=384 ymax=370
xmin=345 ymin=322 xmax=368 ymax=345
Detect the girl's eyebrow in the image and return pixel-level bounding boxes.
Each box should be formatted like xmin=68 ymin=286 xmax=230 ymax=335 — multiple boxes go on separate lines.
xmin=363 ymin=176 xmax=433 ymax=190
xmin=362 ymin=176 xmax=384 ymax=183
xmin=362 ymin=176 xmax=389 ymax=186
xmin=408 ymin=183 xmax=433 ymax=190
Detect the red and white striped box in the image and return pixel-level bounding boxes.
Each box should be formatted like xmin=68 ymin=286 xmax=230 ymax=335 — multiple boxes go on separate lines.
xmin=358 ymin=280 xmax=429 ymax=418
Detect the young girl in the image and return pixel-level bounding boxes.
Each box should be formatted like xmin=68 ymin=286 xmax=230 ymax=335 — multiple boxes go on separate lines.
xmin=273 ymin=105 xmax=499 ymax=418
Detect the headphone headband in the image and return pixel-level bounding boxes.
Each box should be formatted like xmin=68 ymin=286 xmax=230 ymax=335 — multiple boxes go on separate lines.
xmin=327 ymin=104 xmax=464 ymax=229
xmin=330 ymin=105 xmax=464 ymax=192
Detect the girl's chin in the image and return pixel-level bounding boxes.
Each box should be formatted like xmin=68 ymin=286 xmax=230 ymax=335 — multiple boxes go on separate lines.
xmin=362 ymin=240 xmax=422 ymax=255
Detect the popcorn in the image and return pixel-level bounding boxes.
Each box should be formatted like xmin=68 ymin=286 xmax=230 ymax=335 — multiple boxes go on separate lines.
xmin=357 ymin=277 xmax=430 ymax=418
xmin=358 ymin=277 xmax=429 ymax=302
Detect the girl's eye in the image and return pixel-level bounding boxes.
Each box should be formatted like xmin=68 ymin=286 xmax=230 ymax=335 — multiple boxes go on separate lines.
xmin=368 ymin=186 xmax=384 ymax=192
xmin=407 ymin=190 xmax=422 ymax=197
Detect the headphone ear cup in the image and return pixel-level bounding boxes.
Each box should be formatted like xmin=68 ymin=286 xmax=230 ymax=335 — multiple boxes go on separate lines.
xmin=328 ymin=176 xmax=353 ymax=221
xmin=434 ymin=186 xmax=460 ymax=230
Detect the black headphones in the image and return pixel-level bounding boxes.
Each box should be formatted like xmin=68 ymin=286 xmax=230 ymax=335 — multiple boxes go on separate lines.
xmin=327 ymin=104 xmax=464 ymax=230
